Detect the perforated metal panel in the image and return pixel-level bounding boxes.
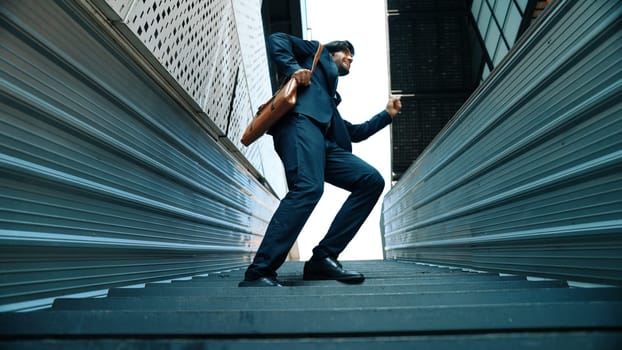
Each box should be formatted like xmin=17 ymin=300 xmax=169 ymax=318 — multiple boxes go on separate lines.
xmin=382 ymin=0 xmax=622 ymax=285
xmin=120 ymin=0 xmax=236 ymax=132
xmin=232 ymin=0 xmax=273 ymax=110
xmin=99 ymin=0 xmax=285 ymax=196
xmin=102 ymin=0 xmax=133 ymax=19
xmin=0 ymin=0 xmax=281 ymax=311
xmin=94 ymin=0 xmax=285 ymax=193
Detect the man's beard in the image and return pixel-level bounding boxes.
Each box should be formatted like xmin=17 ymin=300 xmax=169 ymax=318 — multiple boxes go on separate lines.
xmin=338 ymin=64 xmax=350 ymax=76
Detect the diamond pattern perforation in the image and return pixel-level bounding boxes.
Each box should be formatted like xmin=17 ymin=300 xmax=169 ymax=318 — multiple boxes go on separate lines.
xmin=120 ymin=0 xmax=239 ymax=134
xmin=103 ymin=0 xmax=285 ymax=196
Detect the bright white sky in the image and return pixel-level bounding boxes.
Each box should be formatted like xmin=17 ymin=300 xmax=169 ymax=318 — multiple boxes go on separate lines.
xmin=296 ymin=0 xmax=391 ymax=261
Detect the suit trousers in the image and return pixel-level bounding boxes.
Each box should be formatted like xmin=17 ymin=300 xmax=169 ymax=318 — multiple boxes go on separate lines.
xmin=244 ymin=114 xmax=385 ymax=280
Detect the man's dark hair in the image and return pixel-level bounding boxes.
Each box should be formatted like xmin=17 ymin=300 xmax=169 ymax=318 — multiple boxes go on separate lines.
xmin=324 ymin=40 xmax=355 ymax=56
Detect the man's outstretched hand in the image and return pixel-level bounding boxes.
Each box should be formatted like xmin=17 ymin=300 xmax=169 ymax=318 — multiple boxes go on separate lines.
xmin=386 ymin=96 xmax=402 ymax=117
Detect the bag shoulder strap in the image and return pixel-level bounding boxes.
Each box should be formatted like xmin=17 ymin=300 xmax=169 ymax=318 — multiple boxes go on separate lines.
xmin=310 ymin=43 xmax=323 ymax=74
xmin=277 ymin=43 xmax=323 ymax=89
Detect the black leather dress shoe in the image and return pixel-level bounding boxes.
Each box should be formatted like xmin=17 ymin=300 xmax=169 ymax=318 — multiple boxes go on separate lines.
xmin=303 ymin=257 xmax=365 ymax=284
xmin=238 ymin=276 xmax=283 ymax=287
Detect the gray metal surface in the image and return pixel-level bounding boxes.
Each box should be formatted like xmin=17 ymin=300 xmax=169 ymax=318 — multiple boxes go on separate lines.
xmin=0 ymin=0 xmax=279 ymax=311
xmin=382 ymin=0 xmax=622 ymax=285
xmin=2 ymin=334 xmax=620 ymax=350
xmin=0 ymin=260 xmax=620 ymax=349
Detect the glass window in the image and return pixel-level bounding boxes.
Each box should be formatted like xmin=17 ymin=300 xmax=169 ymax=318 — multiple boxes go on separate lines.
xmin=493 ymin=40 xmax=509 ymax=65
xmin=494 ymin=0 xmax=511 ymax=28
xmin=485 ymin=21 xmax=501 ymax=58
xmin=516 ymin=0 xmax=529 ymax=13
xmin=504 ymin=4 xmax=522 ymax=46
xmin=487 ymin=0 xmax=497 ymax=12
xmin=482 ymin=64 xmax=491 ymax=81
xmin=477 ymin=1 xmax=492 ymax=37
xmin=471 ymin=0 xmax=484 ymax=20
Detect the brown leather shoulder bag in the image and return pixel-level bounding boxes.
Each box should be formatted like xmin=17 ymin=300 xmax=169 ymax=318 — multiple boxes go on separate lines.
xmin=241 ymin=43 xmax=323 ymax=146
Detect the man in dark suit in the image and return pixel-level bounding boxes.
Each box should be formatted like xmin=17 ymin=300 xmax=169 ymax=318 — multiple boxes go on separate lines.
xmin=239 ymin=32 xmax=402 ymax=287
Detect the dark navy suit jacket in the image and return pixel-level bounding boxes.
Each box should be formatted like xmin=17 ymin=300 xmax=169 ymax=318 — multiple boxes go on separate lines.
xmin=268 ymin=32 xmax=392 ymax=152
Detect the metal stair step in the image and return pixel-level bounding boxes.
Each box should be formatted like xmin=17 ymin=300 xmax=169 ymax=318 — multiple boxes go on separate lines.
xmin=104 ymin=281 xmax=567 ymax=298
xmin=108 ymin=280 xmax=569 ymax=297
xmin=274 ymin=261 xmax=481 ymax=273
xmin=50 ymin=287 xmax=622 ymax=311
xmin=195 ymin=270 xmax=495 ymax=281
xmin=275 ymin=260 xmax=483 ymax=271
xmin=178 ymin=274 xmax=527 ymax=287
xmin=2 ymin=332 xmax=620 ymax=350
xmin=201 ymin=262 xmax=501 ymax=282
xmin=134 ymin=279 xmax=567 ymax=295
xmin=2 ymin=301 xmax=621 ymax=336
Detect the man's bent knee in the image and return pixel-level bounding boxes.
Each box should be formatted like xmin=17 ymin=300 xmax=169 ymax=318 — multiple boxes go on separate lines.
xmin=363 ymin=171 xmax=385 ymax=196
xmin=292 ymin=181 xmax=324 ymax=203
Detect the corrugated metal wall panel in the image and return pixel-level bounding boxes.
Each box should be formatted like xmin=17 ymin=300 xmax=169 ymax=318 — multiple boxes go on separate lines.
xmin=0 ymin=0 xmax=278 ymax=311
xmin=382 ymin=0 xmax=622 ymax=285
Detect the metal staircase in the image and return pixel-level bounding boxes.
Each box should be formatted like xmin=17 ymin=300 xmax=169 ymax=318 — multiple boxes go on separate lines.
xmin=1 ymin=1 xmax=621 ymax=348
xmin=1 ymin=260 xmax=620 ymax=349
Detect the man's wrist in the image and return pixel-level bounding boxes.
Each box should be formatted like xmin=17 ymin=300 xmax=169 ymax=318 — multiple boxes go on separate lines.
xmin=381 ymin=110 xmax=394 ymax=121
